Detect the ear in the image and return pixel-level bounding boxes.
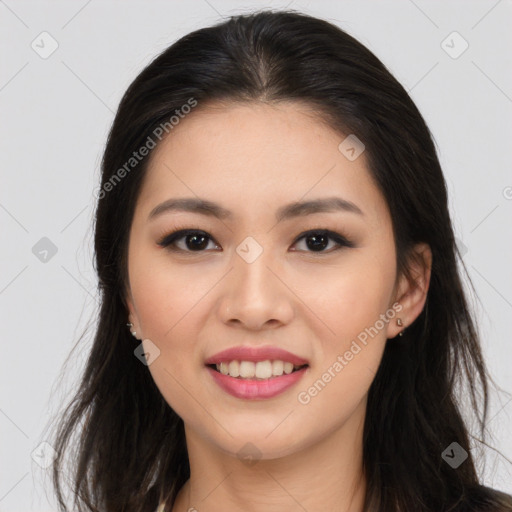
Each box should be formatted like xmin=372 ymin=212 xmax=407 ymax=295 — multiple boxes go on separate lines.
xmin=125 ymin=285 xmax=142 ymax=339
xmin=386 ymin=242 xmax=432 ymax=338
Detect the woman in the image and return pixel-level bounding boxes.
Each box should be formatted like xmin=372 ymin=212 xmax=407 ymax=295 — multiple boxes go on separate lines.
xmin=48 ymin=10 xmax=512 ymax=512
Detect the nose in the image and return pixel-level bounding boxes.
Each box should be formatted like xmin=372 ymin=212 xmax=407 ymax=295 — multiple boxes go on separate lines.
xmin=216 ymin=246 xmax=294 ymax=331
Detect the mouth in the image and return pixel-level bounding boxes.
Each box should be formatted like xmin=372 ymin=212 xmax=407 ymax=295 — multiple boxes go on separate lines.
xmin=206 ymin=361 xmax=309 ymax=380
xmin=205 ymin=361 xmax=309 ymax=400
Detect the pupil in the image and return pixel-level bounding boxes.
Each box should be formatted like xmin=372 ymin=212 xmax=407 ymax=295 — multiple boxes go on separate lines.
xmin=187 ymin=234 xmax=208 ymax=251
xmin=307 ymin=234 xmax=327 ymax=251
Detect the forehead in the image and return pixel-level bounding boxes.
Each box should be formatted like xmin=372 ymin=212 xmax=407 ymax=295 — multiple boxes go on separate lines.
xmin=136 ymin=101 xmax=389 ymax=225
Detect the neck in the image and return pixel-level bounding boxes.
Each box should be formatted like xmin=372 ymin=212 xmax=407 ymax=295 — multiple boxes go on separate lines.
xmin=171 ymin=404 xmax=367 ymax=512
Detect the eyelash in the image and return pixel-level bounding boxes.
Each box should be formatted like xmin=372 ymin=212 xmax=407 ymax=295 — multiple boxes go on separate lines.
xmin=156 ymin=226 xmax=355 ymax=254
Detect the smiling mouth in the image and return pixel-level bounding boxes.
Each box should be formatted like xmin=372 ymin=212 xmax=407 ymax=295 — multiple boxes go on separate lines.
xmin=206 ymin=362 xmax=309 ymax=380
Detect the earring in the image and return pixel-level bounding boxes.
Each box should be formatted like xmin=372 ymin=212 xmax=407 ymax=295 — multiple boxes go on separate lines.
xmin=397 ymin=318 xmax=404 ymax=336
xmin=126 ymin=322 xmax=138 ymax=339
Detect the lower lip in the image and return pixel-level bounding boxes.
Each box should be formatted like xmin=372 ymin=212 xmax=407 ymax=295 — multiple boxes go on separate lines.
xmin=206 ymin=365 xmax=308 ymax=400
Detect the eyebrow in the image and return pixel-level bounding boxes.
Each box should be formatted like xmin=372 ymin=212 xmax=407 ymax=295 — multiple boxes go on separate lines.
xmin=148 ymin=196 xmax=364 ymax=222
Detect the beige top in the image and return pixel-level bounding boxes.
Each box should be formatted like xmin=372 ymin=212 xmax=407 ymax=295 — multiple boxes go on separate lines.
xmin=156 ymin=504 xmax=166 ymax=512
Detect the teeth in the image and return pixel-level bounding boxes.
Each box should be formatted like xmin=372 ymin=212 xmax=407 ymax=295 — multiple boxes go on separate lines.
xmin=256 ymin=361 xmax=273 ymax=379
xmin=239 ymin=361 xmax=254 ymax=378
xmin=228 ymin=360 xmax=239 ymax=377
xmin=272 ymin=360 xmax=284 ymax=375
xmin=214 ymin=360 xmax=305 ymax=379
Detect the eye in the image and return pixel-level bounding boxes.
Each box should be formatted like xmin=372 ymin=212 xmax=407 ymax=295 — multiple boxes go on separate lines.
xmin=291 ymin=229 xmax=355 ymax=253
xmin=157 ymin=228 xmax=354 ymax=254
xmin=157 ymin=229 xmax=220 ymax=252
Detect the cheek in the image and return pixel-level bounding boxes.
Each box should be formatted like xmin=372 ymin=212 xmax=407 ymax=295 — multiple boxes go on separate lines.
xmin=129 ymin=249 xmax=212 ymax=341
xmin=294 ymin=254 xmax=395 ymax=409
xmin=128 ymin=254 xmax=213 ymax=419
xmin=300 ymin=254 xmax=396 ymax=341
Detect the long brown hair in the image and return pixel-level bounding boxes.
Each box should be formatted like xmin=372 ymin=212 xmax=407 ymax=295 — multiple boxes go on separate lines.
xmin=47 ymin=10 xmax=512 ymax=511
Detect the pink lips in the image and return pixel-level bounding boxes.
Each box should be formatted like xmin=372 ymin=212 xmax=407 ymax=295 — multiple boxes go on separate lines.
xmin=204 ymin=346 xmax=309 ymax=366
xmin=204 ymin=345 xmax=309 ymax=400
xmin=206 ymin=366 xmax=308 ymax=400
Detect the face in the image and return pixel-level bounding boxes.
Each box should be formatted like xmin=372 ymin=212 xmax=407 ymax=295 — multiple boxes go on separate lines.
xmin=126 ymin=101 xmax=413 ymax=460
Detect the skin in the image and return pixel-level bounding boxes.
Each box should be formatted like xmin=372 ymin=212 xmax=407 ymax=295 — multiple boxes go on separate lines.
xmin=126 ymin=101 xmax=432 ymax=512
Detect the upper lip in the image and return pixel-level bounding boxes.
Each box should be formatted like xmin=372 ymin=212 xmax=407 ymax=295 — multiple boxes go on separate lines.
xmin=205 ymin=346 xmax=309 ymax=366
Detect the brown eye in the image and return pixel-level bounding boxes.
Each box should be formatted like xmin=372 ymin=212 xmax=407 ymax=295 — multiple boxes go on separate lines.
xmin=291 ymin=229 xmax=354 ymax=253
xmin=158 ymin=230 xmax=220 ymax=252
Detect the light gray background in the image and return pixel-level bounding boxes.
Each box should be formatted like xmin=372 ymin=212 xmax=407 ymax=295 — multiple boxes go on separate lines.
xmin=1 ymin=1 xmax=511 ymax=510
